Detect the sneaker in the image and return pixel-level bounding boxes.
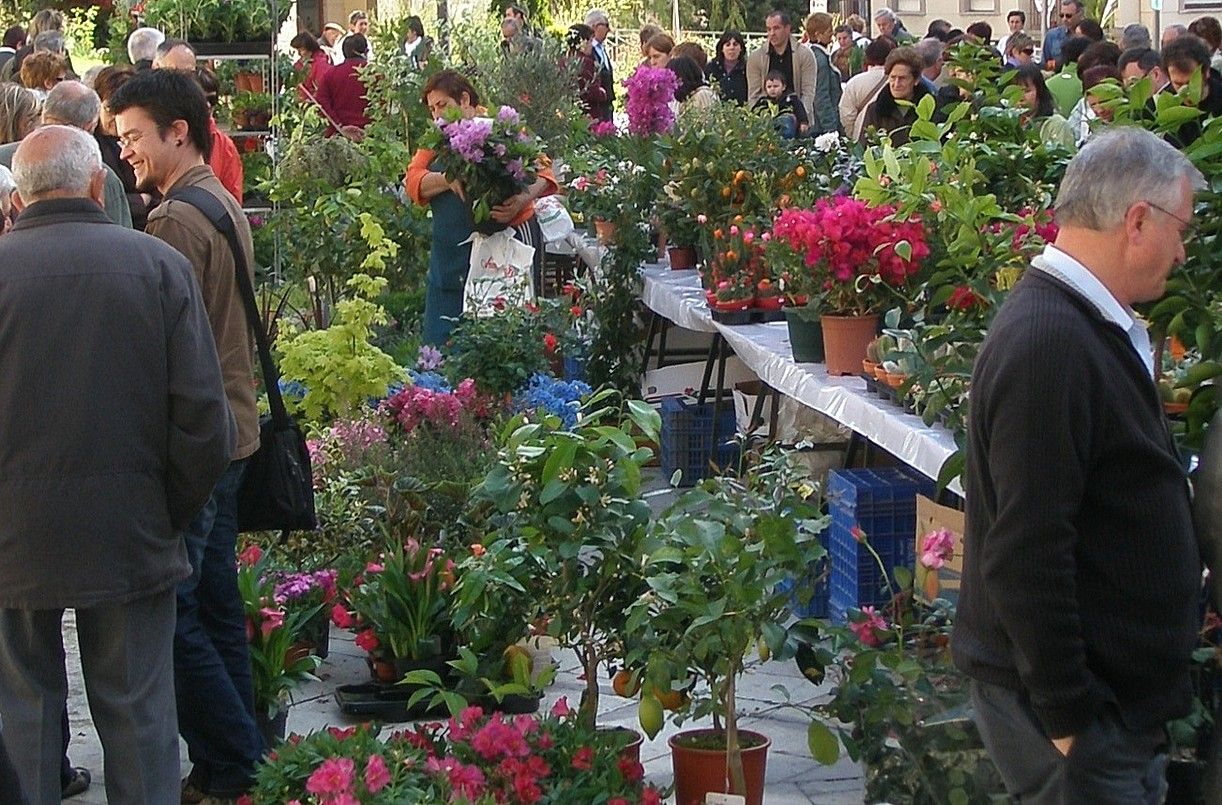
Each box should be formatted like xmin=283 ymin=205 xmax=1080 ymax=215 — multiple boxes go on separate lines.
xmin=61 ymin=767 xmax=90 ymax=799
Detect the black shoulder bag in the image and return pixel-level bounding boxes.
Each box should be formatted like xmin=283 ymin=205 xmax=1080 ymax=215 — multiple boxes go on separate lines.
xmin=167 ymin=186 xmax=317 ymax=533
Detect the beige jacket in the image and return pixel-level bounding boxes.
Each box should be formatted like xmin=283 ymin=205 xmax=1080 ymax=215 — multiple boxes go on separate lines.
xmin=840 ymin=66 xmax=888 ymax=141
xmin=747 ymin=36 xmax=818 ymax=124
xmin=147 ymin=165 xmax=260 ymax=461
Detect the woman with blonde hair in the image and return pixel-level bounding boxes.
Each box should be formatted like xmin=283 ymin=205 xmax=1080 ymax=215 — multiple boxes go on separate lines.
xmin=0 ymin=83 xmax=39 ymax=145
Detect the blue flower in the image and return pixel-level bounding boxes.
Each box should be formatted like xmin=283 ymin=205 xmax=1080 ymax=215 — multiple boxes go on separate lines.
xmin=409 ymin=371 xmax=452 ymax=393
xmin=514 ymin=373 xmax=592 ymax=430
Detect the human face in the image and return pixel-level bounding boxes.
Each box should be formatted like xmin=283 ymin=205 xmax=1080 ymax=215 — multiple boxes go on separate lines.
xmin=1087 ymin=92 xmax=1113 ymax=122
xmin=887 ymin=64 xmax=917 ymax=100
xmin=425 ymin=89 xmax=475 ymax=122
xmin=836 ymin=30 xmax=853 ymax=50
xmin=1059 ymin=3 xmax=1081 ymax=29
xmin=722 ymin=38 xmax=742 ymax=62
xmin=1008 ymin=14 xmax=1024 ymax=34
xmin=115 ymin=106 xmax=190 ymax=194
xmin=1020 ymin=81 xmax=1038 ymax=111
xmin=1127 ymin=177 xmax=1194 ymax=303
xmin=352 ymin=18 xmax=369 ymax=35
xmin=322 ymin=29 xmax=340 ymax=46
xmin=647 ymin=46 xmax=669 ymax=68
xmin=875 ymin=16 xmax=895 ymax=38
xmin=578 ymin=38 xmax=593 ymax=55
xmin=766 ymin=15 xmax=790 ymax=50
xmin=1011 ymin=44 xmax=1033 ymax=65
xmin=592 ymin=20 xmax=610 ymax=43
xmin=765 ymin=78 xmax=784 ymax=98
xmin=1167 ymin=64 xmax=1205 ymax=97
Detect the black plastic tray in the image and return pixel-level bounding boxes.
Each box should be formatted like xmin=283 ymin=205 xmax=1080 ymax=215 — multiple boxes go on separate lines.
xmin=335 ymin=684 xmax=542 ymax=722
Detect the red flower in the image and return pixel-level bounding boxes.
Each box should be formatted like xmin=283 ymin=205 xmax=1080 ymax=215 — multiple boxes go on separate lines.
xmin=570 ymin=746 xmax=594 ymax=770
xmin=354 ymin=629 xmax=380 ymax=653
xmin=570 ymin=305 xmax=583 ymax=317
xmin=238 ymin=544 xmax=262 ymax=567
xmin=543 ymin=332 xmax=558 ymax=354
xmin=947 ymin=285 xmax=986 ymax=312
xmin=642 ymin=788 xmax=663 ymax=805
xmin=617 ymin=755 xmax=644 ymax=782
xmin=327 ymin=726 xmax=358 ymax=740
xmin=330 ymin=604 xmax=355 ymax=629
xmin=851 ymin=525 xmax=867 ymax=543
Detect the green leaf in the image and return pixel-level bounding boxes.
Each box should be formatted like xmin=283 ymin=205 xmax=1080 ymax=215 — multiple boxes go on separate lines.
xmin=539 ymin=478 xmax=568 ymax=505
xmin=808 ymin=721 xmax=840 ymax=764
xmin=626 ymin=399 xmax=661 ymax=442
xmin=542 ymin=440 xmax=578 ymax=485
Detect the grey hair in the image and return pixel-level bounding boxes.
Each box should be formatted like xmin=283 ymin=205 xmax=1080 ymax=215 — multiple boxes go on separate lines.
xmin=1061 ymin=0 xmax=1084 ymax=10
xmin=0 ymin=164 xmax=14 ymax=214
xmin=1164 ymin=23 xmax=1188 ymax=38
xmin=42 ymin=81 xmax=101 ymax=130
xmin=584 ymin=8 xmax=610 ymax=27
xmin=1055 ymin=127 xmax=1205 ymax=230
xmin=1121 ymin=23 xmax=1152 ymax=51
xmin=874 ymin=6 xmax=897 ymax=22
xmin=127 ymin=27 xmax=166 ymax=63
xmin=33 ymin=31 xmax=65 ymax=55
xmin=915 ymin=37 xmax=944 ymax=67
xmin=11 ymin=125 xmax=102 ymax=200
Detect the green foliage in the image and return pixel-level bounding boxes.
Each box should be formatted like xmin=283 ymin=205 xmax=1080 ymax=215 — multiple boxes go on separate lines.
xmin=141 ymin=0 xmax=290 ymax=41
xmin=443 ymin=308 xmax=551 ymax=397
xmin=276 ymin=274 xmax=407 ymax=423
xmin=472 ymin=391 xmax=660 ymax=726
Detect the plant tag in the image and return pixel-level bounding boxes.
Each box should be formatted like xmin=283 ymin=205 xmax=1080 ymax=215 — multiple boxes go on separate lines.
xmin=705 ymin=795 xmax=746 ymax=805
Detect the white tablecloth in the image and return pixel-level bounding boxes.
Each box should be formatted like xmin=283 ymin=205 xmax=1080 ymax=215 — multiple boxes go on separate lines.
xmin=640 ymin=265 xmax=963 ymax=495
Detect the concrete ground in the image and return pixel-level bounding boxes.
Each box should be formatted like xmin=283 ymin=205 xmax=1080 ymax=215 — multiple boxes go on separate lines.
xmin=58 ymin=617 xmax=865 ymax=804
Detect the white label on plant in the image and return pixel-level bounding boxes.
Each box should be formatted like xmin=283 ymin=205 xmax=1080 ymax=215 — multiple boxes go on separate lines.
xmin=705 ymin=796 xmax=746 ymax=805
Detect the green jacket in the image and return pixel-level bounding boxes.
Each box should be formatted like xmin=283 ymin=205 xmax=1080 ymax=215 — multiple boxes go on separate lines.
xmin=1045 ymin=66 xmax=1083 ymax=119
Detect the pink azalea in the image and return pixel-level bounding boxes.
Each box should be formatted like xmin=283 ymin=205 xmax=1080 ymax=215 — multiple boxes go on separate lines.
xmin=920 ymin=528 xmax=956 ymax=570
xmin=354 ymin=629 xmax=380 ymax=653
xmin=306 ymin=757 xmax=355 ymax=797
xmin=364 ymin=754 xmax=392 ymax=793
xmin=330 ymin=604 xmax=355 ymax=629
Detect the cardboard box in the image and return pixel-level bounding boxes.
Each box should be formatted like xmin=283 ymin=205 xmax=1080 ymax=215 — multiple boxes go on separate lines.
xmin=915 ymin=495 xmax=965 ymax=603
xmin=641 ymin=358 xmax=756 ymax=401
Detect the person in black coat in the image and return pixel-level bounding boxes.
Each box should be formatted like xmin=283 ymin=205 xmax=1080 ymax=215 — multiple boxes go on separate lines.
xmin=708 ymin=29 xmax=748 ymax=104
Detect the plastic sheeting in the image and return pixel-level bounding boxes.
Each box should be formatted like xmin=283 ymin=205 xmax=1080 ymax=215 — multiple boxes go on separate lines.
xmin=640 ymin=265 xmax=963 ymax=495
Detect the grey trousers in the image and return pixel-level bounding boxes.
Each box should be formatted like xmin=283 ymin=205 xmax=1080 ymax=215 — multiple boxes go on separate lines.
xmin=0 ymin=590 xmax=179 ymax=805
xmin=971 ymin=679 xmax=1168 ymax=805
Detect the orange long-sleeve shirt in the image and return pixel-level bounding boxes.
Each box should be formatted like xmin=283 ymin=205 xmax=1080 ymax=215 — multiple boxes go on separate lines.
xmin=404 ymin=148 xmax=558 ymax=228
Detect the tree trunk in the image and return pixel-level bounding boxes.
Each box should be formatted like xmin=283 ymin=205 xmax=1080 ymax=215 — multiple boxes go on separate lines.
xmin=578 ymin=640 xmax=600 ymax=728
xmin=726 ymin=669 xmax=746 ymax=795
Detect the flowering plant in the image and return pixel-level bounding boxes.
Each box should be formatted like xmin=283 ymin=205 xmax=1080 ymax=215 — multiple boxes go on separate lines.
xmin=513 ymin=373 xmax=591 ymax=430
xmin=333 ymin=537 xmax=457 ymax=665
xmin=421 ymin=105 xmax=544 ymax=232
xmin=444 ymin=306 xmax=553 ymax=398
xmin=245 ymin=705 xmax=664 ymax=804
xmin=699 ymin=217 xmax=768 ymax=305
xmin=236 ymin=546 xmax=322 ymax=718
xmin=622 ymin=66 xmax=679 ymax=136
xmin=566 ymin=161 xmax=643 ymax=223
xmin=769 ymin=197 xmax=929 ymax=315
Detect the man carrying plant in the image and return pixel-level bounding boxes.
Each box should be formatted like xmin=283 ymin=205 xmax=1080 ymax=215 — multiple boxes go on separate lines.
xmin=955 ymin=127 xmax=1204 ymax=803
xmin=109 ymin=69 xmax=264 ymax=803
xmin=0 ymin=124 xmax=231 ymax=804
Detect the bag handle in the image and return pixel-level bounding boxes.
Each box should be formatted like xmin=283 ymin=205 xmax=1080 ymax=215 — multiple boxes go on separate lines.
xmin=165 ymin=185 xmax=291 ymax=427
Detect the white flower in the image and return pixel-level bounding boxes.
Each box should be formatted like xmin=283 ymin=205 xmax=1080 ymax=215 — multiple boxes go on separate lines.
xmin=813 ymin=131 xmax=841 ymax=153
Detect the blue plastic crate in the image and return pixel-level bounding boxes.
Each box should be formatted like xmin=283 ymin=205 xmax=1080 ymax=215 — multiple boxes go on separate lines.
xmin=660 ymin=396 xmax=738 ymax=486
xmin=562 ymin=355 xmax=587 ymax=383
xmin=825 ymin=467 xmax=935 ymax=622
xmin=777 ymin=528 xmax=831 ymax=619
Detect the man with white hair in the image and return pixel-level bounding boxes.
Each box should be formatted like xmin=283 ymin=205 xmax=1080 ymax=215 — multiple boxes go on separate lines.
xmin=873 ymin=7 xmax=911 ymax=43
xmin=1163 ymin=23 xmax=1188 ymax=51
xmin=584 ymin=8 xmax=614 ymax=121
xmin=956 ymin=126 xmax=1205 ymax=803
xmin=1121 ymin=23 xmax=1152 ymax=51
xmin=0 ymin=80 xmax=132 ymax=228
xmin=152 ymin=37 xmax=196 ymax=71
xmin=0 ymin=123 xmax=231 ymax=805
xmin=126 ymin=26 xmax=164 ymax=69
xmin=0 ymin=164 xmax=13 ymax=235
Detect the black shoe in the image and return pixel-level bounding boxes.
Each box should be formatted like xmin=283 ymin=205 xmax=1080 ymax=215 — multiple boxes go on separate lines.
xmin=61 ymin=767 xmax=90 ymax=799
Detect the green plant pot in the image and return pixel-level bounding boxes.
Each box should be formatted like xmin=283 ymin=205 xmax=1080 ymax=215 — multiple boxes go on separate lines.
xmin=784 ymin=308 xmax=825 ymax=364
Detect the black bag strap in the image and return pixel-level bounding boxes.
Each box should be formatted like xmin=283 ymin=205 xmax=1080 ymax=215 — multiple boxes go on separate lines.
xmin=165 ymin=185 xmax=291 ymax=427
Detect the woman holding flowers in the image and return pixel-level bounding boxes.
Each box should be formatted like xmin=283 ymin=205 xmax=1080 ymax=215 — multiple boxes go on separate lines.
xmin=405 ymin=70 xmax=558 ymax=345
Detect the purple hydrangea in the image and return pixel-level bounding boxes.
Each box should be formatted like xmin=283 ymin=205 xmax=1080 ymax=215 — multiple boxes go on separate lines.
xmin=506 ymin=159 xmax=525 ymax=181
xmin=444 ymin=117 xmax=494 ymax=163
xmin=496 ymin=105 xmax=520 ymax=124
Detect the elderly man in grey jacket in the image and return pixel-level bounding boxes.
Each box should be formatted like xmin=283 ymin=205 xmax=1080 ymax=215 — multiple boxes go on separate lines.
xmin=0 ymin=125 xmax=232 ymax=804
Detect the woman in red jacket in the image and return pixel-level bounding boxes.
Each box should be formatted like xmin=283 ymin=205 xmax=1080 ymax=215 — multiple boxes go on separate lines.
xmin=315 ymin=33 xmax=370 ymax=137
xmin=291 ymin=31 xmax=332 ymax=105
xmin=565 ymin=24 xmax=608 ymax=119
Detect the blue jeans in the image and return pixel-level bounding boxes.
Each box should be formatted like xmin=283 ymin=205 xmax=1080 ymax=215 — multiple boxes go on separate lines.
xmin=174 ymin=459 xmax=263 ymax=796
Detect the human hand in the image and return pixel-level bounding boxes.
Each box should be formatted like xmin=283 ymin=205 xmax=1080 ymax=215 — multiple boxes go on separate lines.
xmin=448 ymin=179 xmax=466 ymax=201
xmin=1052 ymin=735 xmax=1074 ymax=757
xmin=490 ymin=192 xmax=530 ymax=223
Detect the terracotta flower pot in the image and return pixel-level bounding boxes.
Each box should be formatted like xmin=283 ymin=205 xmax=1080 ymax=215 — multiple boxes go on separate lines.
xmin=885 ymin=372 xmax=908 ymax=389
xmin=366 ymin=657 xmax=398 ymax=683
xmin=669 ymin=728 xmax=770 ymax=805
xmin=235 ymin=71 xmax=265 ymax=93
xmin=862 ymin=359 xmax=880 ymax=377
xmin=668 ymin=245 xmax=697 ymax=270
xmin=821 ymin=313 xmax=880 ymax=376
xmin=594 ymin=219 xmax=617 ymax=245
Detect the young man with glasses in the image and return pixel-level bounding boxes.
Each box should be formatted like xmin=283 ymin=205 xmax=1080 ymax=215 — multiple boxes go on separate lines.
xmin=1042 ymin=0 xmax=1083 ymax=70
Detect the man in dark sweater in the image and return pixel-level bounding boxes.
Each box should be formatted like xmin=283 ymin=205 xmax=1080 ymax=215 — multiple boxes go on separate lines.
xmin=954 ymin=126 xmax=1204 ymax=803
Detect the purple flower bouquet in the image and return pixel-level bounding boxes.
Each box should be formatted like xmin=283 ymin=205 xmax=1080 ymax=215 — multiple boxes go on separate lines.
xmin=422 ymin=105 xmax=544 ymax=234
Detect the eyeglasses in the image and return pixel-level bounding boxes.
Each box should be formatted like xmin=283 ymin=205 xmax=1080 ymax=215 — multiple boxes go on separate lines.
xmin=1060 ymin=13 xmax=1076 ymax=18
xmin=1145 ymin=200 xmax=1197 ymax=237
xmin=1022 ymin=48 xmax=1035 ymax=54
xmin=116 ymin=130 xmax=146 ymax=149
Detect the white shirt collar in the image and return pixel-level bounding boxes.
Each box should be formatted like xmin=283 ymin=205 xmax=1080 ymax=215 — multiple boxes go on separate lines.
xmin=1033 ymin=244 xmax=1154 ymax=376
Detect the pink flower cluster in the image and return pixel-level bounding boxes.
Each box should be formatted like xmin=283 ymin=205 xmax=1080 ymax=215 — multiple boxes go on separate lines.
xmin=383 ymin=378 xmax=480 ymax=433
xmin=988 ymin=206 xmax=1058 ymax=252
xmin=848 ymin=605 xmax=890 ymax=647
xmin=920 ymin=528 xmax=956 ymax=570
xmin=304 ymin=754 xmax=392 ymax=804
xmin=772 ymin=197 xmax=929 ymax=288
xmin=590 ymin=119 xmax=617 ymax=137
xmin=622 ymin=66 xmax=679 ymax=136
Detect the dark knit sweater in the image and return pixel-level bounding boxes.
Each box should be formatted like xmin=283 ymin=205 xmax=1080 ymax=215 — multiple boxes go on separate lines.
xmin=952 ymin=268 xmax=1200 ymax=739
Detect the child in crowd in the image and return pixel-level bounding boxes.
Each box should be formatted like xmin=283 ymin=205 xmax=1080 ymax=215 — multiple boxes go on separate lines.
xmin=752 ymin=69 xmax=808 ymax=138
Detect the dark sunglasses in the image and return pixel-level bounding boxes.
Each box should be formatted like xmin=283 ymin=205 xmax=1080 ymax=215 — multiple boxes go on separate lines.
xmin=1021 ymin=47 xmax=1035 ymax=54
xmin=1060 ymin=12 xmax=1076 ymax=18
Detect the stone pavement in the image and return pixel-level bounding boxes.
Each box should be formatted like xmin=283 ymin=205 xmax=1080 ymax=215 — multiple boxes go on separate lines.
xmin=60 ymin=619 xmax=865 ymax=804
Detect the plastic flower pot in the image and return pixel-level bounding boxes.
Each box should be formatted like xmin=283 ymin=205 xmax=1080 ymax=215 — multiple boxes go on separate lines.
xmin=599 ymin=726 xmax=645 ymax=767
xmin=367 ymin=657 xmax=398 ymax=683
xmin=784 ymin=307 xmax=825 ymax=363
xmin=668 ymin=245 xmax=698 ymax=270
xmin=754 ymin=294 xmax=784 ymax=311
xmin=821 ymin=313 xmax=880 ymax=376
xmin=712 ymin=297 xmax=752 ymax=312
xmin=669 ymin=728 xmax=770 ymax=805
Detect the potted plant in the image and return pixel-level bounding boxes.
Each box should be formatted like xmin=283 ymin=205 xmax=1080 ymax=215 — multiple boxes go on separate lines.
xmin=567 ymin=162 xmax=637 ymax=245
xmin=625 ymin=447 xmax=826 ymax=805
xmin=142 ymin=0 xmax=289 ymax=49
xmin=269 ymin=568 xmax=338 ymax=659
xmin=236 ymin=545 xmax=322 ymax=743
xmin=230 ymin=91 xmax=272 ymax=131
xmin=768 ymin=197 xmax=928 ymax=374
xmin=471 ymin=390 xmax=660 ymax=731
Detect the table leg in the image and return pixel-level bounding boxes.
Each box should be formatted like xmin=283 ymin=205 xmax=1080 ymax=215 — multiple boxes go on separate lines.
xmin=640 ymin=311 xmax=660 ymax=376
xmin=697 ymin=333 xmax=723 ymax=406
